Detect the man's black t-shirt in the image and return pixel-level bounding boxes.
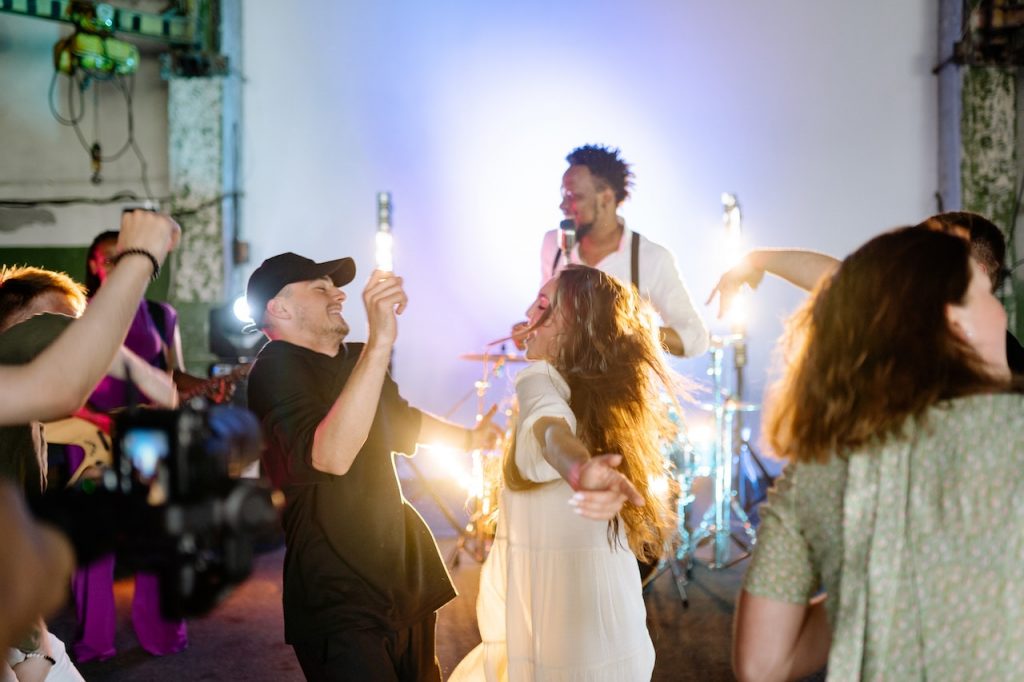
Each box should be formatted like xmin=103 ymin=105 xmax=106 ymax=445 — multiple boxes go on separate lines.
xmin=247 ymin=340 xmax=456 ymax=643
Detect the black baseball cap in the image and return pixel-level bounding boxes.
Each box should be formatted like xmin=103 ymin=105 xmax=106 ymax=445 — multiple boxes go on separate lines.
xmin=246 ymin=252 xmax=356 ymax=328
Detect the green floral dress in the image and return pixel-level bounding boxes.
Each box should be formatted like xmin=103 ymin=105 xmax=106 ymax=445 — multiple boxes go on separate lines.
xmin=744 ymin=393 xmax=1024 ymax=681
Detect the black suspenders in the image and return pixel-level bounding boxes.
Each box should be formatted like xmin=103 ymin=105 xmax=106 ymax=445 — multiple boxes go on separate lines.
xmin=630 ymin=231 xmax=640 ymax=290
xmin=552 ymin=231 xmax=641 ymax=290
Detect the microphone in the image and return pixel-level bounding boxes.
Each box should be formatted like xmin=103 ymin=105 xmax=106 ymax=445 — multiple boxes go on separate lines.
xmin=559 ymin=218 xmax=576 ymax=255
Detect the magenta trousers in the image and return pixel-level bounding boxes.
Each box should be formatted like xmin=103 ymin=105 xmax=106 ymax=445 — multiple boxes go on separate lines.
xmin=67 ymin=446 xmax=187 ymax=662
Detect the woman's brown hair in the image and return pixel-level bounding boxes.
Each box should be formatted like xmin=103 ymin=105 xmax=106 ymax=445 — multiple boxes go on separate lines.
xmin=503 ymin=265 xmax=677 ymax=562
xmin=765 ymin=225 xmax=1004 ymax=464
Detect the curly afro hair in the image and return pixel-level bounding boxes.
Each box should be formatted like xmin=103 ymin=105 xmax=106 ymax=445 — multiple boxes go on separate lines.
xmin=566 ymin=144 xmax=634 ymax=204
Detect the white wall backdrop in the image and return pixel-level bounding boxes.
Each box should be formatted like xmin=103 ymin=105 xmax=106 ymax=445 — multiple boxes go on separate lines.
xmin=242 ymin=0 xmax=937 ymax=443
xmin=0 ymin=2 xmax=937 ymax=451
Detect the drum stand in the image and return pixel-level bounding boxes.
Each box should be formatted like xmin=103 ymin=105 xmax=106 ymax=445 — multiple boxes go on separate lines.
xmin=643 ymin=432 xmax=698 ymax=608
xmin=446 ymin=356 xmax=509 ymax=568
xmin=400 ymin=356 xmax=507 ymax=568
xmin=447 ymin=448 xmax=497 ymax=567
xmin=689 ymin=334 xmax=759 ymax=570
xmin=731 ymin=338 xmax=774 ymax=513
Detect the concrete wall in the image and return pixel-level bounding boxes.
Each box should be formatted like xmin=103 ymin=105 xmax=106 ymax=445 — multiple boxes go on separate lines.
xmin=0 ymin=15 xmax=169 ymax=245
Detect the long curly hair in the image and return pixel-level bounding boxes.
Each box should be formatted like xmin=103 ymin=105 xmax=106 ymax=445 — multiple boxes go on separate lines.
xmin=503 ymin=265 xmax=677 ymax=562
xmin=765 ymin=226 xmax=1006 ymax=464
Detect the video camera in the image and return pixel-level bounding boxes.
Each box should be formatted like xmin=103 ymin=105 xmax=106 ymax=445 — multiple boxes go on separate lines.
xmin=35 ymin=401 xmax=278 ymax=618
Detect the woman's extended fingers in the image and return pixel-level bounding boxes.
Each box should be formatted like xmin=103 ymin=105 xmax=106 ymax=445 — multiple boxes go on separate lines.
xmin=568 ymin=489 xmax=628 ymax=521
xmin=706 ymin=272 xmax=741 ymax=320
xmin=577 ymin=454 xmax=645 ymax=508
xmin=579 ymin=454 xmax=643 ymax=505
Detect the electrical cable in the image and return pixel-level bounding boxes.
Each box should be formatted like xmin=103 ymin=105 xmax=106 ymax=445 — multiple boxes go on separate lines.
xmin=119 ymin=74 xmax=154 ymax=200
xmin=0 ymin=191 xmax=143 ymax=207
xmin=50 ymin=65 xmax=153 ymax=200
xmin=68 ymin=75 xmax=132 ymax=163
xmin=48 ymin=70 xmax=86 ymax=126
xmin=0 ymin=191 xmax=242 ymax=212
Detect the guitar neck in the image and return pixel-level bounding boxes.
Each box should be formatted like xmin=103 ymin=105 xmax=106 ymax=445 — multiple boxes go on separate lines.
xmin=179 ymin=363 xmax=250 ymax=402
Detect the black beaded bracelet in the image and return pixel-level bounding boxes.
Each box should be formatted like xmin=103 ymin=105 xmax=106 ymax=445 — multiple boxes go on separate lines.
xmin=113 ymin=248 xmax=161 ymax=282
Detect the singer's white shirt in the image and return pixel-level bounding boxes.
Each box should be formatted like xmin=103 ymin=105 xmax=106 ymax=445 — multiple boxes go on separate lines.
xmin=539 ymin=223 xmax=710 ymax=358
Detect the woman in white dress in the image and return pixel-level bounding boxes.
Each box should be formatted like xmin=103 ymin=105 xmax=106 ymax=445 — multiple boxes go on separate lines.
xmin=453 ymin=265 xmax=676 ymax=682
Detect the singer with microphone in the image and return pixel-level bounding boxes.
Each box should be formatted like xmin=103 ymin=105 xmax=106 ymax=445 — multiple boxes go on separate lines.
xmin=515 ymin=144 xmax=708 ymax=358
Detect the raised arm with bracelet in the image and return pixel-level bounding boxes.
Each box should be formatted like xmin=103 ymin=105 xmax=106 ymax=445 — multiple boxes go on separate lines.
xmin=706 ymin=248 xmax=840 ymax=319
xmin=0 ymin=210 xmax=179 ymax=426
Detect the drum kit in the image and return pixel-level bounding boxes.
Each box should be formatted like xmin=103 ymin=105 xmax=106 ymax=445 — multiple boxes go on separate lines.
xmin=436 ymin=334 xmax=771 ymax=605
xmin=440 ymin=349 xmax=528 ymax=568
xmin=641 ymin=333 xmax=770 ymax=608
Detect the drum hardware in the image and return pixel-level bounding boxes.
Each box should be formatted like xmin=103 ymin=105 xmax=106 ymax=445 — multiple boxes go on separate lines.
xmin=688 ymin=334 xmax=760 ymax=570
xmin=730 ymin=335 xmax=775 ymax=513
xmin=446 ymin=349 xmax=516 ymax=568
xmin=397 ymin=351 xmax=511 ymax=567
xmin=458 ymin=352 xmax=529 ymax=363
xmin=640 ymin=440 xmax=695 ymax=608
xmin=641 ymin=401 xmax=700 ymax=608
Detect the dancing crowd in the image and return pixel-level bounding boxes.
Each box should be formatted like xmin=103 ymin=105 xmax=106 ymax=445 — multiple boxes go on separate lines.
xmin=1 ymin=145 xmax=1021 ymax=682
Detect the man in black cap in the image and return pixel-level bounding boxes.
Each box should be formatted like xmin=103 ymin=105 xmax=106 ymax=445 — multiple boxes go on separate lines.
xmin=245 ymin=253 xmax=498 ymax=681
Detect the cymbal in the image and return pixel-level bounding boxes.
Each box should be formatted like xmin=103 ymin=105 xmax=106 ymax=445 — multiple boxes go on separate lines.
xmin=698 ymin=400 xmax=761 ymax=413
xmin=459 ymin=352 xmax=530 ymax=363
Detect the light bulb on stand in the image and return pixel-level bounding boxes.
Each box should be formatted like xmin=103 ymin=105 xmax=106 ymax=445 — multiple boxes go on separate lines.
xmin=719 ymin=192 xmax=751 ymax=331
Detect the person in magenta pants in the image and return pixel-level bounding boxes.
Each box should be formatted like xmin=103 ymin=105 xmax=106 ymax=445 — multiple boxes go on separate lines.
xmin=68 ymin=231 xmax=188 ymax=662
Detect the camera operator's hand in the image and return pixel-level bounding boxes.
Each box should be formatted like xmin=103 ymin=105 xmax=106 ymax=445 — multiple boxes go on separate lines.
xmin=363 ymin=270 xmax=408 ymax=351
xmin=118 ymin=210 xmax=181 ymax=266
xmin=0 ymin=483 xmax=73 ymax=652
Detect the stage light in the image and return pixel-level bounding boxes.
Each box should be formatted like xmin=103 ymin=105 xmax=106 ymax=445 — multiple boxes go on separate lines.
xmin=649 ymin=474 xmax=671 ymax=499
xmin=726 ymin=289 xmax=749 ymax=333
xmin=209 ymin=301 xmax=266 ymax=361
xmin=418 ymin=443 xmax=475 ymax=493
xmin=716 ymin=192 xmax=751 ymax=329
xmin=233 ymin=295 xmax=252 ymax=323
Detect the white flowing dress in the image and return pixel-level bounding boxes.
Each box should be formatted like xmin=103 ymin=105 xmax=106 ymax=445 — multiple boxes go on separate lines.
xmin=451 ymin=361 xmax=654 ymax=682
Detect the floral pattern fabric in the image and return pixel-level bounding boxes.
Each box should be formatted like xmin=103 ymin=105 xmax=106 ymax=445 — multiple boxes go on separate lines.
xmin=744 ymin=393 xmax=1024 ymax=681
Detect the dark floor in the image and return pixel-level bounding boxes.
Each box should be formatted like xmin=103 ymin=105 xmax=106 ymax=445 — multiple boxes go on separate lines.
xmin=47 ymin=475 xmax=775 ymax=681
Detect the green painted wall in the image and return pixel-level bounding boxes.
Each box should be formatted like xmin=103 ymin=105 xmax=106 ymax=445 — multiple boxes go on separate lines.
xmin=0 ymin=246 xmax=217 ymax=371
xmin=0 ymin=246 xmax=171 ymax=300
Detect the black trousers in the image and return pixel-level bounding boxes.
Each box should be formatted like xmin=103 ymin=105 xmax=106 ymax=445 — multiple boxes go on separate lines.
xmin=292 ymin=613 xmax=441 ymax=682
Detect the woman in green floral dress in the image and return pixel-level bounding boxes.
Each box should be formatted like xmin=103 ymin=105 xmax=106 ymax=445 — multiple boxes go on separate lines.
xmin=734 ymin=225 xmax=1019 ymax=681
